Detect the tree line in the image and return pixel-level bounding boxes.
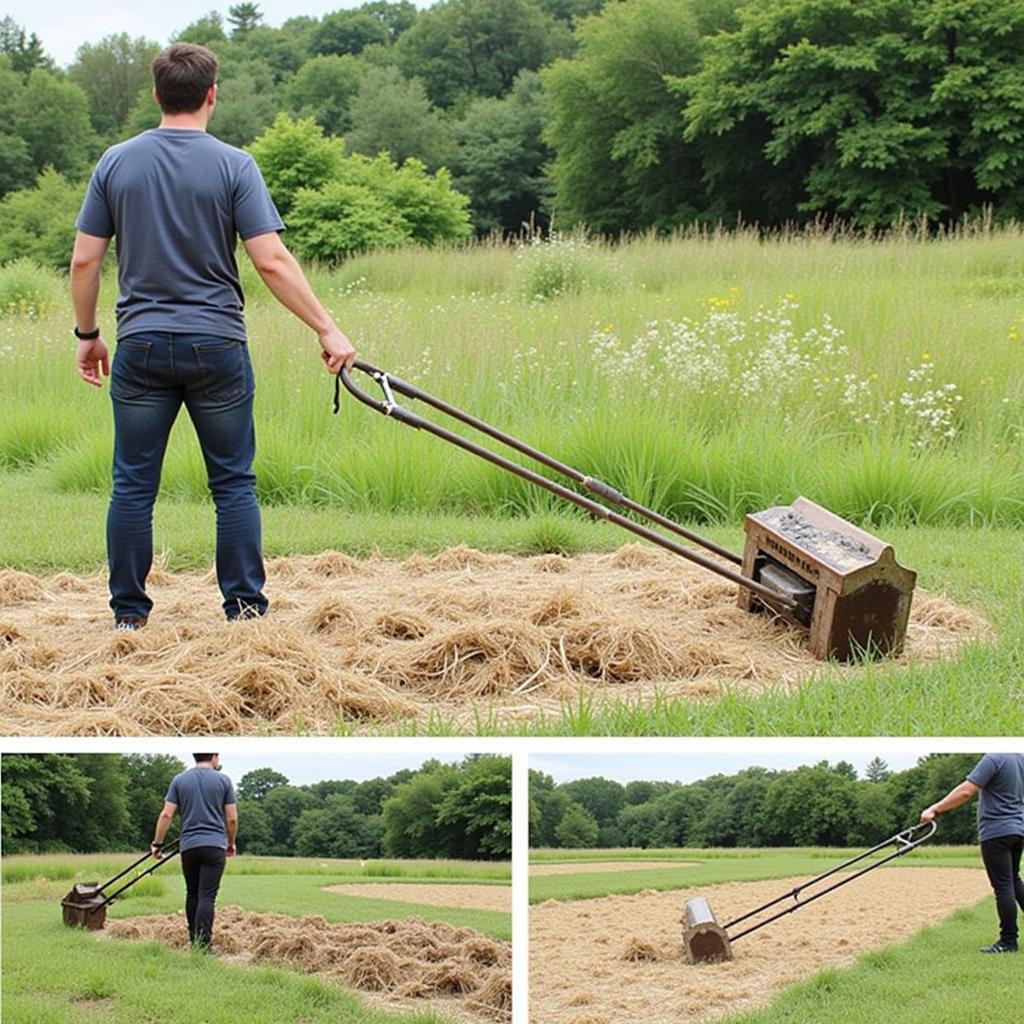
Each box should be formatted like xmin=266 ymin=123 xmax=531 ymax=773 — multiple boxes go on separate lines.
xmin=530 ymin=754 xmax=984 ymax=849
xmin=2 ymin=0 xmax=1022 ymax=267
xmin=2 ymin=753 xmax=511 ymax=860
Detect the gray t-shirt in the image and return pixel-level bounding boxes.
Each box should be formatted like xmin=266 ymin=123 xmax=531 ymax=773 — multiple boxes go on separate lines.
xmin=967 ymin=753 xmax=1024 ymax=841
xmin=165 ymin=766 xmax=237 ymax=851
xmin=76 ymin=128 xmax=284 ymax=342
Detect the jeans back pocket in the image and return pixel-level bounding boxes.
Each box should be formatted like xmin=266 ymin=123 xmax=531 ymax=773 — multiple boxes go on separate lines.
xmin=194 ymin=340 xmax=251 ymax=403
xmin=111 ymin=339 xmax=152 ymax=400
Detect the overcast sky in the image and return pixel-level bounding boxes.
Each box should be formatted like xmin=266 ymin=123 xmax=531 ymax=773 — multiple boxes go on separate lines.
xmin=530 ymin=743 xmax=990 ymax=786
xmin=124 ymin=748 xmax=467 ymax=786
xmin=5 ymin=2 xmax=436 ymax=68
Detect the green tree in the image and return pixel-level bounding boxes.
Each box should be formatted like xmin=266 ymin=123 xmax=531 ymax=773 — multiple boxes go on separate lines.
xmin=436 ymin=755 xmax=512 ymax=859
xmin=353 ymin=777 xmax=397 ymax=816
xmin=173 ymin=12 xmax=229 ymax=47
xmin=453 ymin=70 xmax=551 ymax=232
xmin=288 ymin=181 xmax=408 ymax=261
xmin=247 ymin=113 xmax=346 ymax=215
xmin=359 ymin=1 xmax=419 ymax=41
xmin=554 ymin=801 xmax=599 ymax=848
xmin=311 ymin=10 xmax=390 ymax=56
xmin=12 ymin=69 xmax=97 ymax=180
xmin=346 ymin=65 xmax=454 ymax=170
xmin=397 ymin=0 xmax=574 ymax=109
xmin=0 ymin=755 xmax=91 ymax=852
xmin=71 ymin=755 xmax=135 ymax=852
xmin=209 ymin=63 xmax=280 ymax=148
xmin=679 ymin=0 xmax=1024 ymax=226
xmin=543 ymin=0 xmax=741 ymax=233
xmin=293 ymin=796 xmax=383 ymax=858
xmin=381 ymin=762 xmax=460 ymax=857
xmin=616 ymin=801 xmax=660 ymax=848
xmin=865 ymin=757 xmax=891 ymax=783
xmin=285 ymin=54 xmax=364 ymax=136
xmin=261 ymin=785 xmax=320 ymax=855
xmin=0 ymin=168 xmax=88 ymax=269
xmin=559 ymin=777 xmax=625 ymax=827
xmin=0 ymin=16 xmax=51 ymax=74
xmin=228 ymin=2 xmax=264 ymax=38
xmin=237 ymin=767 xmax=290 ymax=802
xmin=123 ymin=754 xmax=187 ymax=849
xmin=69 ymin=34 xmax=161 ymax=139
xmin=234 ymin=799 xmax=274 ymax=854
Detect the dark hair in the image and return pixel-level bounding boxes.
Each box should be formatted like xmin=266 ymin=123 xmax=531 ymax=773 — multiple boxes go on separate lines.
xmin=193 ymin=753 xmax=217 ymax=762
xmin=152 ymin=43 xmax=218 ymax=114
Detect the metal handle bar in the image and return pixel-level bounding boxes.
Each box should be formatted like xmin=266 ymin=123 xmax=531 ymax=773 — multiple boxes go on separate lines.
xmin=97 ymin=839 xmax=181 ymax=908
xmin=726 ymin=820 xmax=937 ymax=942
xmin=336 ymin=362 xmax=796 ymax=610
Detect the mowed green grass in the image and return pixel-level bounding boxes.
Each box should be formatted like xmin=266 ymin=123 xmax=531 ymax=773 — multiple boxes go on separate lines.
xmin=719 ymin=900 xmax=1016 ymax=1024
xmin=528 ymin=845 xmax=981 ymax=903
xmin=3 ymin=229 xmax=1023 ymax=736
xmin=2 ymin=854 xmax=510 ymax=1024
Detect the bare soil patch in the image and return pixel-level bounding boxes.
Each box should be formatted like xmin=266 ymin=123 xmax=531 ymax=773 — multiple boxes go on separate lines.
xmin=530 ymin=866 xmax=989 ymax=1024
xmin=324 ymin=882 xmax=510 ymax=913
xmin=105 ymin=905 xmax=510 ymax=1023
xmin=530 ymin=861 xmax=700 ymax=877
xmin=0 ymin=546 xmax=985 ymax=735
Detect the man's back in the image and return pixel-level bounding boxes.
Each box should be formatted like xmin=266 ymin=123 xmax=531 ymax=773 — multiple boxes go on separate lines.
xmin=166 ymin=766 xmax=236 ymax=850
xmin=969 ymin=753 xmax=1024 ymax=840
xmin=76 ymin=128 xmax=283 ymax=340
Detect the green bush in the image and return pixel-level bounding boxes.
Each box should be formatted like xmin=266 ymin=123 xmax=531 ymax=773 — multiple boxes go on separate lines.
xmin=0 ymin=258 xmax=64 ymax=317
xmin=0 ymin=169 xmax=86 ymax=270
xmin=514 ymin=232 xmax=618 ymax=300
xmin=289 ymin=181 xmax=409 ymax=262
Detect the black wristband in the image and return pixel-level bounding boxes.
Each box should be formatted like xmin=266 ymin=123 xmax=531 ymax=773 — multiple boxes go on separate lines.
xmin=151 ymin=840 xmax=163 ymax=848
xmin=73 ymin=326 xmax=101 ymax=340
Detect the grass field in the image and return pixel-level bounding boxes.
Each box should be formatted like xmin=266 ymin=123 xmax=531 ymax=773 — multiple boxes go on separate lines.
xmin=2 ymin=853 xmax=511 ymax=1024
xmin=3 ymin=228 xmax=1023 ymax=735
xmin=528 ymin=845 xmax=981 ymax=902
xmin=529 ymin=846 xmax=1009 ymax=1024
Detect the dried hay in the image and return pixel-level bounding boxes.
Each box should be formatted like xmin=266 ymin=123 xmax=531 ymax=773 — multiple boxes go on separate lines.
xmin=107 ymin=905 xmax=510 ymax=1023
xmin=531 ymin=867 xmax=991 ymax=1024
xmin=0 ymin=546 xmax=988 ymax=735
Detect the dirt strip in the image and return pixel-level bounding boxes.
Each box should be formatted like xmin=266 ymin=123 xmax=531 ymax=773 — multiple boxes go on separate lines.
xmin=529 ymin=866 xmax=990 ymax=1024
xmin=530 ymin=861 xmax=700 ymax=877
xmin=0 ymin=546 xmax=987 ymax=735
xmin=324 ymin=882 xmax=511 ymax=913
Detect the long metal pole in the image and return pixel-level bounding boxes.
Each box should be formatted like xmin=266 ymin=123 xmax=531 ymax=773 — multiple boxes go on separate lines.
xmin=97 ymin=840 xmax=181 ymax=908
xmin=726 ymin=822 xmax=937 ymax=943
xmin=337 ymin=364 xmax=795 ymax=610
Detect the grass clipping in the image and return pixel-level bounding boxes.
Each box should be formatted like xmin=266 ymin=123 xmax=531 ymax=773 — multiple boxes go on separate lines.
xmin=106 ymin=905 xmax=511 ymax=1023
xmin=0 ymin=545 xmax=986 ymax=735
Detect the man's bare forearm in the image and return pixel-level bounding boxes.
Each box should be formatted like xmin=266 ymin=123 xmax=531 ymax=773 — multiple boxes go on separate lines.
xmin=255 ymin=247 xmax=336 ymax=337
xmin=153 ymin=811 xmax=173 ymax=844
xmin=70 ymin=259 xmax=102 ymax=332
xmin=921 ymin=780 xmax=978 ymax=820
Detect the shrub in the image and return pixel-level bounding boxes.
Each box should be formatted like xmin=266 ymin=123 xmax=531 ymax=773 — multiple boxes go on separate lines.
xmin=0 ymin=169 xmax=87 ymax=270
xmin=0 ymin=257 xmax=64 ymax=317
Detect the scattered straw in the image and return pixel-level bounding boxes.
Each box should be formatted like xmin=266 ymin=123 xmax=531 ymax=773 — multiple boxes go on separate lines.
xmin=0 ymin=545 xmax=988 ymax=735
xmin=531 ymin=867 xmax=990 ymax=1024
xmin=106 ymin=905 xmax=510 ymax=1023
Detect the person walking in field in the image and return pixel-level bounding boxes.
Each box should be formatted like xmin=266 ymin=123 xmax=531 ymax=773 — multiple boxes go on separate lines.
xmin=70 ymin=42 xmax=356 ymax=628
xmin=152 ymin=752 xmax=237 ymax=951
xmin=921 ymin=752 xmax=1024 ymax=953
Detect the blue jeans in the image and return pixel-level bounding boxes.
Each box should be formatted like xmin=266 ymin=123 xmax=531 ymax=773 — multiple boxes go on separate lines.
xmin=107 ymin=332 xmax=267 ymax=621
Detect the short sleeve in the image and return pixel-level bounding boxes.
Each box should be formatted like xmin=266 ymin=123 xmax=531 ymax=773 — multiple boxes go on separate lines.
xmin=223 ymin=777 xmax=237 ymax=805
xmin=233 ymin=155 xmax=285 ymax=240
xmin=967 ymin=754 xmax=997 ymax=788
xmin=164 ymin=776 xmax=179 ymax=804
xmin=76 ymin=157 xmax=115 ymax=238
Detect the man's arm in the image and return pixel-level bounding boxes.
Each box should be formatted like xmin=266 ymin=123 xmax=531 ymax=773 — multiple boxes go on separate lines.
xmin=242 ymin=232 xmax=356 ymax=373
xmin=921 ymin=780 xmax=979 ymax=822
xmin=69 ymin=231 xmax=111 ymax=387
xmin=225 ymin=802 xmax=238 ymax=857
xmin=152 ymin=800 xmax=177 ymax=858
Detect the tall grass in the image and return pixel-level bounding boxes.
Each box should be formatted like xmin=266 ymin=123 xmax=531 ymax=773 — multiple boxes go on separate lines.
xmin=2 ymin=227 xmax=1023 ymax=526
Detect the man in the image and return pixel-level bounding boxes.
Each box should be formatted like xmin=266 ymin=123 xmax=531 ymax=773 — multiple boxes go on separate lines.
xmin=921 ymin=752 xmax=1024 ymax=953
xmin=70 ymin=42 xmax=356 ymax=628
xmin=153 ymin=752 xmax=237 ymax=950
